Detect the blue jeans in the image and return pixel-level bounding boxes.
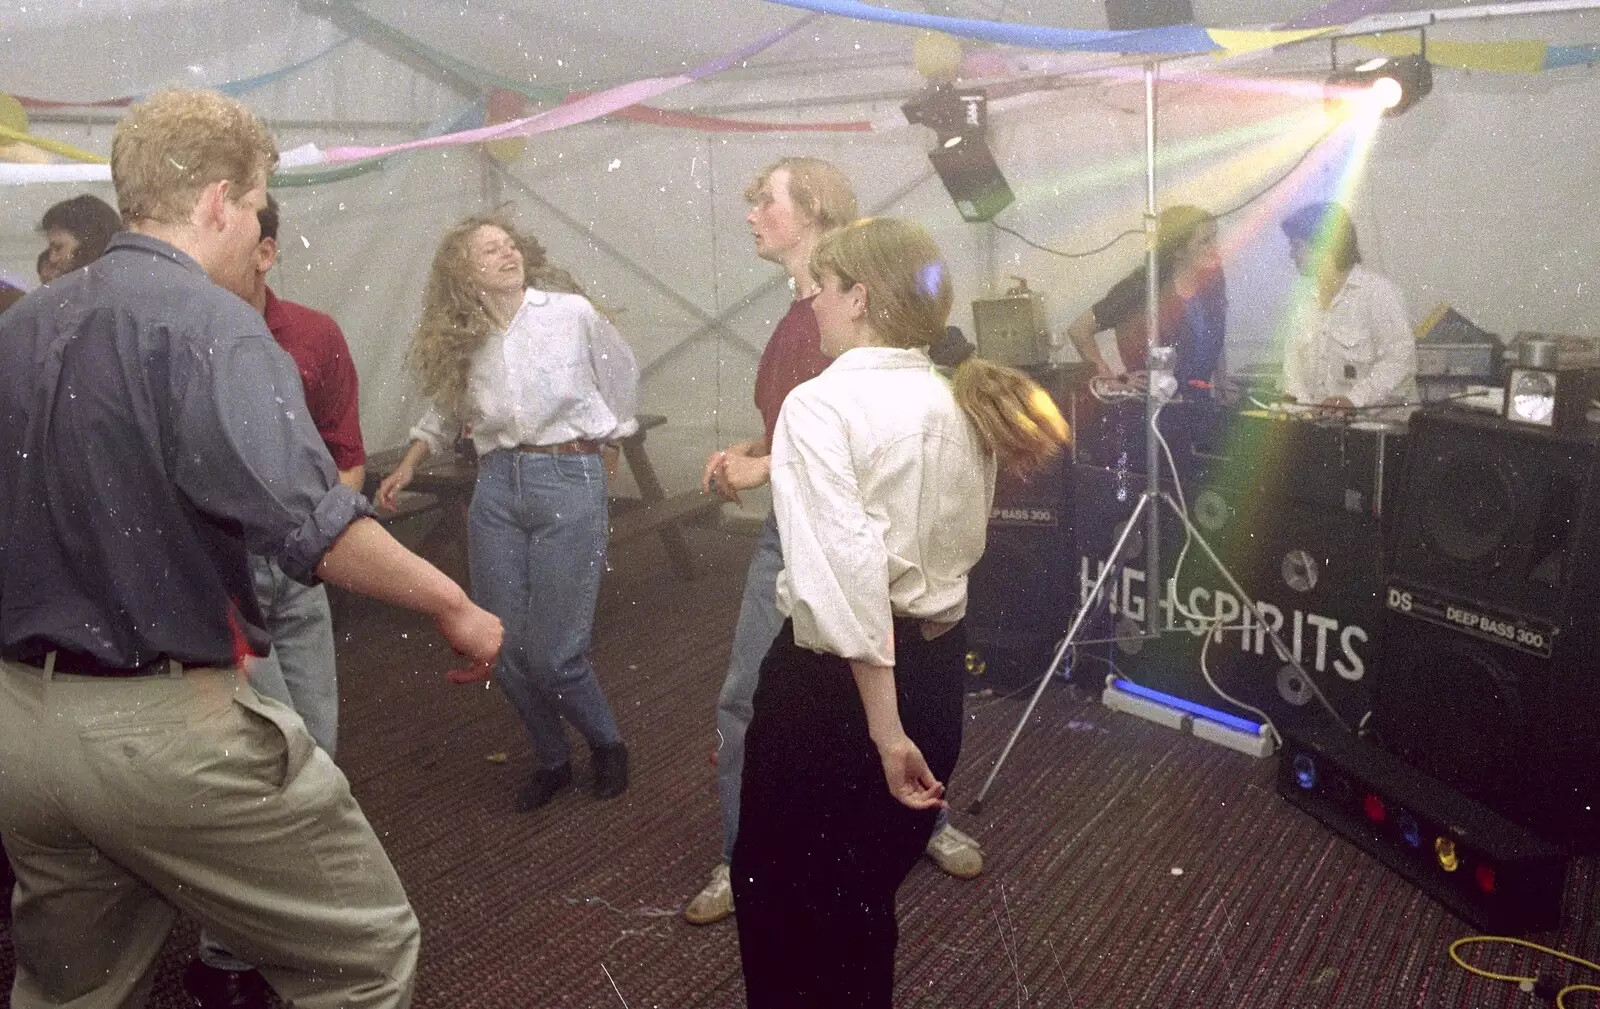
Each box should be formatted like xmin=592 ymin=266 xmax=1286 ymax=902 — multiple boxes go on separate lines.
xmin=469 ymin=450 xmax=622 ymax=770
xmin=714 ymin=514 xmax=950 ymax=864
xmin=201 ymin=554 xmax=340 ymax=972
xmin=243 ymin=555 xmax=339 ymax=756
xmin=716 ymin=513 xmax=788 ymax=863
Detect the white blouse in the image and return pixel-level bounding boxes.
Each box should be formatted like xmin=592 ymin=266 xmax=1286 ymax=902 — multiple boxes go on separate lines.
xmin=1281 ymin=265 xmax=1418 ymax=410
xmin=771 ymin=346 xmax=997 ymax=668
xmin=410 ymin=287 xmax=639 ymax=456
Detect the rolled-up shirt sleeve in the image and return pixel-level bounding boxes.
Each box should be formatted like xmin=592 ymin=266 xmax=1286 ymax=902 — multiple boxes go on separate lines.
xmin=408 ymin=402 xmax=454 ymax=457
xmin=171 ymin=323 xmax=374 ymax=585
xmin=771 ymin=387 xmax=895 ymax=667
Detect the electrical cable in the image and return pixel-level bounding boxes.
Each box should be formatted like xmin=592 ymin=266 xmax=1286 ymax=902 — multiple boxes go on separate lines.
xmin=989 ymin=123 xmax=1338 ymax=261
xmin=1449 ymin=936 xmax=1600 ymax=1009
xmin=1150 ymin=398 xmax=1345 ymax=739
xmin=988 ymin=221 xmax=1144 ymax=259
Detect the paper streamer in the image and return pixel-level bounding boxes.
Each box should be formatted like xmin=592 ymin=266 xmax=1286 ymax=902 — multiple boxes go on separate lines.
xmin=320 ymin=16 xmax=815 ymax=164
xmin=1349 ymin=33 xmax=1549 ymax=74
xmin=764 ymin=0 xmax=1219 ymax=53
xmin=13 ymin=39 xmax=351 ymax=110
xmin=0 ymin=124 xmax=107 ymax=164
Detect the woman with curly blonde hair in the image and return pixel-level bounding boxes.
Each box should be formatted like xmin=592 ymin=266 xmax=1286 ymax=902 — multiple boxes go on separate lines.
xmin=378 ymin=214 xmax=637 ymax=810
xmin=731 ymin=216 xmax=1068 ymax=1007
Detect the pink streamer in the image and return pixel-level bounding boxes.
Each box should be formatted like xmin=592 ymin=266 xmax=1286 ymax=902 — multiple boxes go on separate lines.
xmin=323 ymin=76 xmax=692 ymax=163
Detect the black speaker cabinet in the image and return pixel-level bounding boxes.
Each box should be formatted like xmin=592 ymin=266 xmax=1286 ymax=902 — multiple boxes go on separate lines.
xmin=1071 ymin=459 xmax=1384 ymax=733
xmin=1105 ymin=0 xmax=1195 ymax=31
xmin=1376 ymin=408 xmax=1600 ymax=853
xmin=1278 ymin=724 xmax=1568 ymax=934
xmin=929 ymin=138 xmax=1014 ymax=223
xmin=966 ymin=367 xmax=1082 ymax=690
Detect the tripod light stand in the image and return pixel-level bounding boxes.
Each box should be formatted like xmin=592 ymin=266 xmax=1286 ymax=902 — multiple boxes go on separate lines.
xmin=968 ymin=62 xmax=1347 ymax=815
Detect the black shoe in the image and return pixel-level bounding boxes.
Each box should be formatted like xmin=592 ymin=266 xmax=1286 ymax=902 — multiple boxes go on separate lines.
xmin=516 ymin=762 xmax=573 ymax=811
xmin=181 ymin=960 xmax=272 ymax=1009
xmin=592 ymin=742 xmax=629 ymax=799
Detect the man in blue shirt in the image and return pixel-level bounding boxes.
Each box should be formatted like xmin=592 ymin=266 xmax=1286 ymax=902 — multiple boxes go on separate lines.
xmin=0 ymin=89 xmax=501 ymax=1009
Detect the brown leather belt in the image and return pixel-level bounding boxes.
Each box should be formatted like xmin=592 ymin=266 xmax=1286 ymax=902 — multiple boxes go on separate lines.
xmin=517 ymin=439 xmax=603 ymax=456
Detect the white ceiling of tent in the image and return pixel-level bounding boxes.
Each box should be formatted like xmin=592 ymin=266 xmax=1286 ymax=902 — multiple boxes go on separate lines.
xmin=7 ymin=0 xmax=1583 ymax=113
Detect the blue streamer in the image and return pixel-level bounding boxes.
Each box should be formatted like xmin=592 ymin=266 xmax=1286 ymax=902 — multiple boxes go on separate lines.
xmin=762 ymin=0 xmax=1218 ymax=54
xmin=1545 ymin=44 xmax=1600 ymax=69
xmin=213 ymin=38 xmax=352 ymax=98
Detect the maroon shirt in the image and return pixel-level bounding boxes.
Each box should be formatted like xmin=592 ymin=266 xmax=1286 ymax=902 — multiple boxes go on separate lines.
xmin=752 ymin=295 xmax=831 ymax=448
xmin=263 ymin=287 xmax=365 ymax=470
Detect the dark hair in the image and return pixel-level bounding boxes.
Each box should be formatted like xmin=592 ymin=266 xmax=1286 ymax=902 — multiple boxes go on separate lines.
xmin=1282 ymin=202 xmax=1362 ymax=272
xmin=258 ymin=192 xmax=280 ymax=243
xmin=1154 ymin=204 xmax=1215 ymax=280
xmin=40 ymin=194 xmax=121 ymax=269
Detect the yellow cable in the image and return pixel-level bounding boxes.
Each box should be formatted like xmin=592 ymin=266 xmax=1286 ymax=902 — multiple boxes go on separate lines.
xmin=1449 ymin=935 xmax=1600 ymax=1009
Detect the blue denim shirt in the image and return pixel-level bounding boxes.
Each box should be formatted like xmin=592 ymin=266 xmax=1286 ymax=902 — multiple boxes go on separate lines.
xmin=0 ymin=233 xmax=373 ymax=668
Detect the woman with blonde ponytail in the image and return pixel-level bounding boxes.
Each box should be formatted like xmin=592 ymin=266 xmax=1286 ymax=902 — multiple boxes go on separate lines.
xmin=731 ymin=217 xmax=1067 ymax=1008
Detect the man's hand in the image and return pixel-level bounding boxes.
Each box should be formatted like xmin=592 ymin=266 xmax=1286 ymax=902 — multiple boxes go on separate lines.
xmin=875 ymin=733 xmax=946 ymax=811
xmin=701 ymin=438 xmax=769 ymax=504
xmin=435 ymin=595 xmax=503 ymax=682
xmin=374 ymin=464 xmax=414 ymax=512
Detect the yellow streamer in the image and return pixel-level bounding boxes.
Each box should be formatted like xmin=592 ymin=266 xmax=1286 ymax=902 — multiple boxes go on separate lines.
xmin=1349 ymin=34 xmax=1548 ymax=74
xmin=1208 ymin=27 xmax=1338 ymax=58
xmin=0 ymin=124 xmax=108 ymax=164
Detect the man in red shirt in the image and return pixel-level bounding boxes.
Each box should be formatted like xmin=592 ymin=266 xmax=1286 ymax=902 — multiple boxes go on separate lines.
xmin=185 ymin=193 xmax=367 ymax=1008
xmin=686 ymin=158 xmax=983 ymax=928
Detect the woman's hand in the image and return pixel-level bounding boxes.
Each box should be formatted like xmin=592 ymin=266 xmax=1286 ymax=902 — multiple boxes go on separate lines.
xmin=875 ymin=733 xmax=946 ymax=811
xmin=374 ymin=464 xmax=415 ymax=512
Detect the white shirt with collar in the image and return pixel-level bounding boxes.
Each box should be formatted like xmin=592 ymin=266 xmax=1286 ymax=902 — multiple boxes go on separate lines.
xmin=410 ymin=287 xmax=639 ymax=456
xmin=771 ymin=345 xmax=997 ymax=668
xmin=1281 ymin=264 xmax=1418 ymax=410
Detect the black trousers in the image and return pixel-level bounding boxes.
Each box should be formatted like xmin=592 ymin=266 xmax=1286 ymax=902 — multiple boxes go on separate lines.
xmin=731 ymin=619 xmax=966 ymax=1009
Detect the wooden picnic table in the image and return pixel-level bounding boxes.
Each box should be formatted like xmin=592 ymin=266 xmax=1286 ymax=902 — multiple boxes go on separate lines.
xmin=364 ymin=414 xmax=720 ymax=581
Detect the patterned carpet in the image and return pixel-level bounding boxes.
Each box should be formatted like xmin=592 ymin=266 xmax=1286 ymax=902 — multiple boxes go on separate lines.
xmin=1 ymin=521 xmax=1595 ymax=1007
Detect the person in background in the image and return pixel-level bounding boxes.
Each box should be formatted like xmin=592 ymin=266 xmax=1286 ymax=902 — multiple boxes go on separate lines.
xmin=1278 ymin=201 xmax=1417 ymax=416
xmin=0 ymin=87 xmax=500 ymax=1009
xmin=1063 ymin=204 xmax=1226 ymax=396
xmin=731 ymin=216 xmax=1068 ymax=1007
xmin=377 ymin=215 xmax=637 ymax=811
xmin=38 ymin=192 xmax=122 ymax=279
xmin=686 ymin=158 xmax=983 ymax=930
xmin=181 ymin=192 xmax=370 ymax=1007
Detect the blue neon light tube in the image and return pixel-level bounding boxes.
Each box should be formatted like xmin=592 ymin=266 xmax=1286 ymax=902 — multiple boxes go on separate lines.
xmin=1111 ymin=677 xmax=1264 ymax=736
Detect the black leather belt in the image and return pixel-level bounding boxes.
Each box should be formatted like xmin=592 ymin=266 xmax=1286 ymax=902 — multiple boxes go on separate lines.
xmin=9 ymin=649 xmax=188 ymax=678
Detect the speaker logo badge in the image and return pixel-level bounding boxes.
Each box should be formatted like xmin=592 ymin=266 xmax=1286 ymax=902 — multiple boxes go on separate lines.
xmin=1386 ymin=582 xmax=1559 ymax=659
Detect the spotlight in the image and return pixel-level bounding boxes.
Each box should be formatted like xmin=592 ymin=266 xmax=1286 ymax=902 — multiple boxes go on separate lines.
xmin=1325 ymin=53 xmax=1433 ymax=117
xmin=1293 ymin=754 xmax=1317 ymax=790
xmin=1435 ymin=836 xmax=1461 ymax=872
xmin=903 ymin=85 xmax=1014 ymax=222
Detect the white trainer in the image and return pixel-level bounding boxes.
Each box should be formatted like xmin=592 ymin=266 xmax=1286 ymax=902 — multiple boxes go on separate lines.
xmin=925 ymin=823 xmax=984 ymax=879
xmin=684 ymin=862 xmax=734 ymax=925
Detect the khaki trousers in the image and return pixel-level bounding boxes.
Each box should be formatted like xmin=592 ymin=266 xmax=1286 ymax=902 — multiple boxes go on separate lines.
xmin=0 ymin=659 xmax=419 ymax=1009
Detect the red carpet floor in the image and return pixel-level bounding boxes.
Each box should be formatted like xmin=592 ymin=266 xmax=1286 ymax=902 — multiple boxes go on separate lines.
xmin=1 ymin=523 xmax=1595 ymax=1007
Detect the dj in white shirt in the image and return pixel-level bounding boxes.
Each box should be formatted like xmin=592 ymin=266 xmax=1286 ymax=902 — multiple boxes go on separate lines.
xmin=1279 ymin=201 xmax=1418 ymax=415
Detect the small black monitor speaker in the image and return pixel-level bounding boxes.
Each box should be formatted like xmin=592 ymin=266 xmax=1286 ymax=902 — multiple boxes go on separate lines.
xmin=1105 ymin=0 xmax=1195 ymax=30
xmin=928 ymin=139 xmax=1013 ymax=223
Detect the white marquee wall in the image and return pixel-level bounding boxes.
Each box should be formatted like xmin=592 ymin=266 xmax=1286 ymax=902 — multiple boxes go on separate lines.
xmin=3 ymin=3 xmax=1597 ymax=506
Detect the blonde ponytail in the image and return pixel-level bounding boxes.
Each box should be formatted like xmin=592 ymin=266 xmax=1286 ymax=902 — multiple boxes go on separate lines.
xmin=949 ymin=357 xmax=1070 ymax=474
